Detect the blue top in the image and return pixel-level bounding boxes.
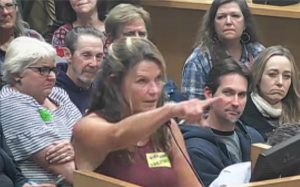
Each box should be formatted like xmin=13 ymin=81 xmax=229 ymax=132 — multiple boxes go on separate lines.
xmin=180 ymin=121 xmax=264 ymax=187
xmin=181 ymin=42 xmax=265 ymax=100
xmin=55 ymin=63 xmax=93 ymax=114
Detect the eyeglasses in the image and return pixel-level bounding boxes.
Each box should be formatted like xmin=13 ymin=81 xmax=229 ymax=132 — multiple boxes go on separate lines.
xmin=27 ymin=66 xmax=57 ymax=76
xmin=0 ymin=3 xmax=17 ymax=12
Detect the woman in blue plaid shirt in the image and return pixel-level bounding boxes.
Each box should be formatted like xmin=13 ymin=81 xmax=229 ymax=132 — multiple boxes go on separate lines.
xmin=181 ymin=0 xmax=264 ymax=100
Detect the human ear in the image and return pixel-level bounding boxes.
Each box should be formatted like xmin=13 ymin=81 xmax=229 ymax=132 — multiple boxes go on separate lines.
xmin=106 ymin=34 xmax=114 ymax=44
xmin=14 ymin=74 xmax=23 ymax=84
xmin=108 ymin=73 xmax=117 ymax=83
xmin=204 ymin=87 xmax=213 ymax=99
xmin=62 ymin=47 xmax=72 ymax=63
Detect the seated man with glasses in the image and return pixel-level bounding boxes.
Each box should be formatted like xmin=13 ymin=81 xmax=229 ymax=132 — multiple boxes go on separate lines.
xmin=55 ymin=26 xmax=104 ymax=114
xmin=0 ymin=36 xmax=82 ymax=186
xmin=0 ymin=0 xmax=44 ymax=87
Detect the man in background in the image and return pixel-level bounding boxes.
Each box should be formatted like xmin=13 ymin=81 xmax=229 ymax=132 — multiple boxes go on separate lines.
xmin=56 ymin=26 xmax=104 ymax=114
xmin=181 ymin=59 xmax=264 ymax=186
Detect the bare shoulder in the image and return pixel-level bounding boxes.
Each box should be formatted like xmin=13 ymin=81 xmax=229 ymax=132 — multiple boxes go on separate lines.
xmin=72 ymin=113 xmax=112 ymax=170
xmin=72 ymin=112 xmax=111 ymax=141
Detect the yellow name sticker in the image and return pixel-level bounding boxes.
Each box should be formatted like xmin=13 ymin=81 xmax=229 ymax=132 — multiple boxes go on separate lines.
xmin=146 ymin=152 xmax=172 ymax=168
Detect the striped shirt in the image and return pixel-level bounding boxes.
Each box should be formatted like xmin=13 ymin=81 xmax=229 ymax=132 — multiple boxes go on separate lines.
xmin=0 ymin=86 xmax=81 ymax=185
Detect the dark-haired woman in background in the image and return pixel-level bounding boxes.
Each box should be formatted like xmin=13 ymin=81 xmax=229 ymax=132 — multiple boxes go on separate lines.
xmin=181 ymin=0 xmax=264 ymax=100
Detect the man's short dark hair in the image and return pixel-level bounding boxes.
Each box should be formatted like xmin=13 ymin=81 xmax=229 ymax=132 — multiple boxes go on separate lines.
xmin=206 ymin=58 xmax=252 ymax=95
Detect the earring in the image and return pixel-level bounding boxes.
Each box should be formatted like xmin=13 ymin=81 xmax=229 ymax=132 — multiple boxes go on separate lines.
xmin=241 ymin=31 xmax=251 ymax=44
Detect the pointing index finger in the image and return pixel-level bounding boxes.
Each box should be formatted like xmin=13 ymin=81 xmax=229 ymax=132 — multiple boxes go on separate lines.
xmin=200 ymin=96 xmax=222 ymax=108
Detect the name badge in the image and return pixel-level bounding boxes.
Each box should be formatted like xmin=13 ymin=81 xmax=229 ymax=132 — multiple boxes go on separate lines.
xmin=146 ymin=152 xmax=171 ymax=168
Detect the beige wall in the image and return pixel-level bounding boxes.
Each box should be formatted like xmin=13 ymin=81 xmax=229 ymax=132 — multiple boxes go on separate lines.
xmin=144 ymin=6 xmax=300 ymax=86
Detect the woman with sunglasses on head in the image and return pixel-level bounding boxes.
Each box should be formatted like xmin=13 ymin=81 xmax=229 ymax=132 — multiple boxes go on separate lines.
xmin=0 ymin=37 xmax=81 ymax=186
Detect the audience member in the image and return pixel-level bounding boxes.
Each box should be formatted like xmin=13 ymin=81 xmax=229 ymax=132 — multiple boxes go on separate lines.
xmin=55 ymin=26 xmax=104 ymax=114
xmin=52 ymin=0 xmax=142 ymax=41
xmin=105 ymin=3 xmax=149 ymax=44
xmin=105 ymin=3 xmax=184 ymax=102
xmin=71 ymin=37 xmax=220 ymax=187
xmin=181 ymin=0 xmax=264 ymax=100
xmin=180 ymin=59 xmax=264 ymax=186
xmin=0 ymin=37 xmax=81 ymax=185
xmin=0 ymin=0 xmax=43 ymax=76
xmin=56 ymin=3 xmax=150 ymax=113
xmin=51 ymin=0 xmax=104 ymax=50
xmin=240 ymin=46 xmax=300 ymax=142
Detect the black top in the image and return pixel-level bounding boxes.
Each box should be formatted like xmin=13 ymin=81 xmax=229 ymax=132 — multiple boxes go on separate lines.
xmin=55 ymin=63 xmax=93 ymax=114
xmin=240 ymin=96 xmax=278 ymax=141
xmin=180 ymin=121 xmax=264 ymax=186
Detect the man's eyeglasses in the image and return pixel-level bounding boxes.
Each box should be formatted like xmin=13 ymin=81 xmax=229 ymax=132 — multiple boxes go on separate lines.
xmin=27 ymin=66 xmax=57 ymax=76
xmin=0 ymin=3 xmax=17 ymax=12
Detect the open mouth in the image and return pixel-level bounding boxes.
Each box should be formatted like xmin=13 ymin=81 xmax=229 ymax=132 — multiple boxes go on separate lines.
xmin=144 ymin=100 xmax=157 ymax=104
xmin=143 ymin=100 xmax=158 ymax=106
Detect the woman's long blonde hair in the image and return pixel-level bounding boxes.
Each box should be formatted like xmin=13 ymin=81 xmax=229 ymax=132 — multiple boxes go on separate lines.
xmin=251 ymin=45 xmax=300 ymax=124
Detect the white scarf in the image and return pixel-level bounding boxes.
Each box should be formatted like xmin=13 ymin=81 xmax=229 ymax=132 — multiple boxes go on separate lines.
xmin=250 ymin=92 xmax=282 ymax=118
